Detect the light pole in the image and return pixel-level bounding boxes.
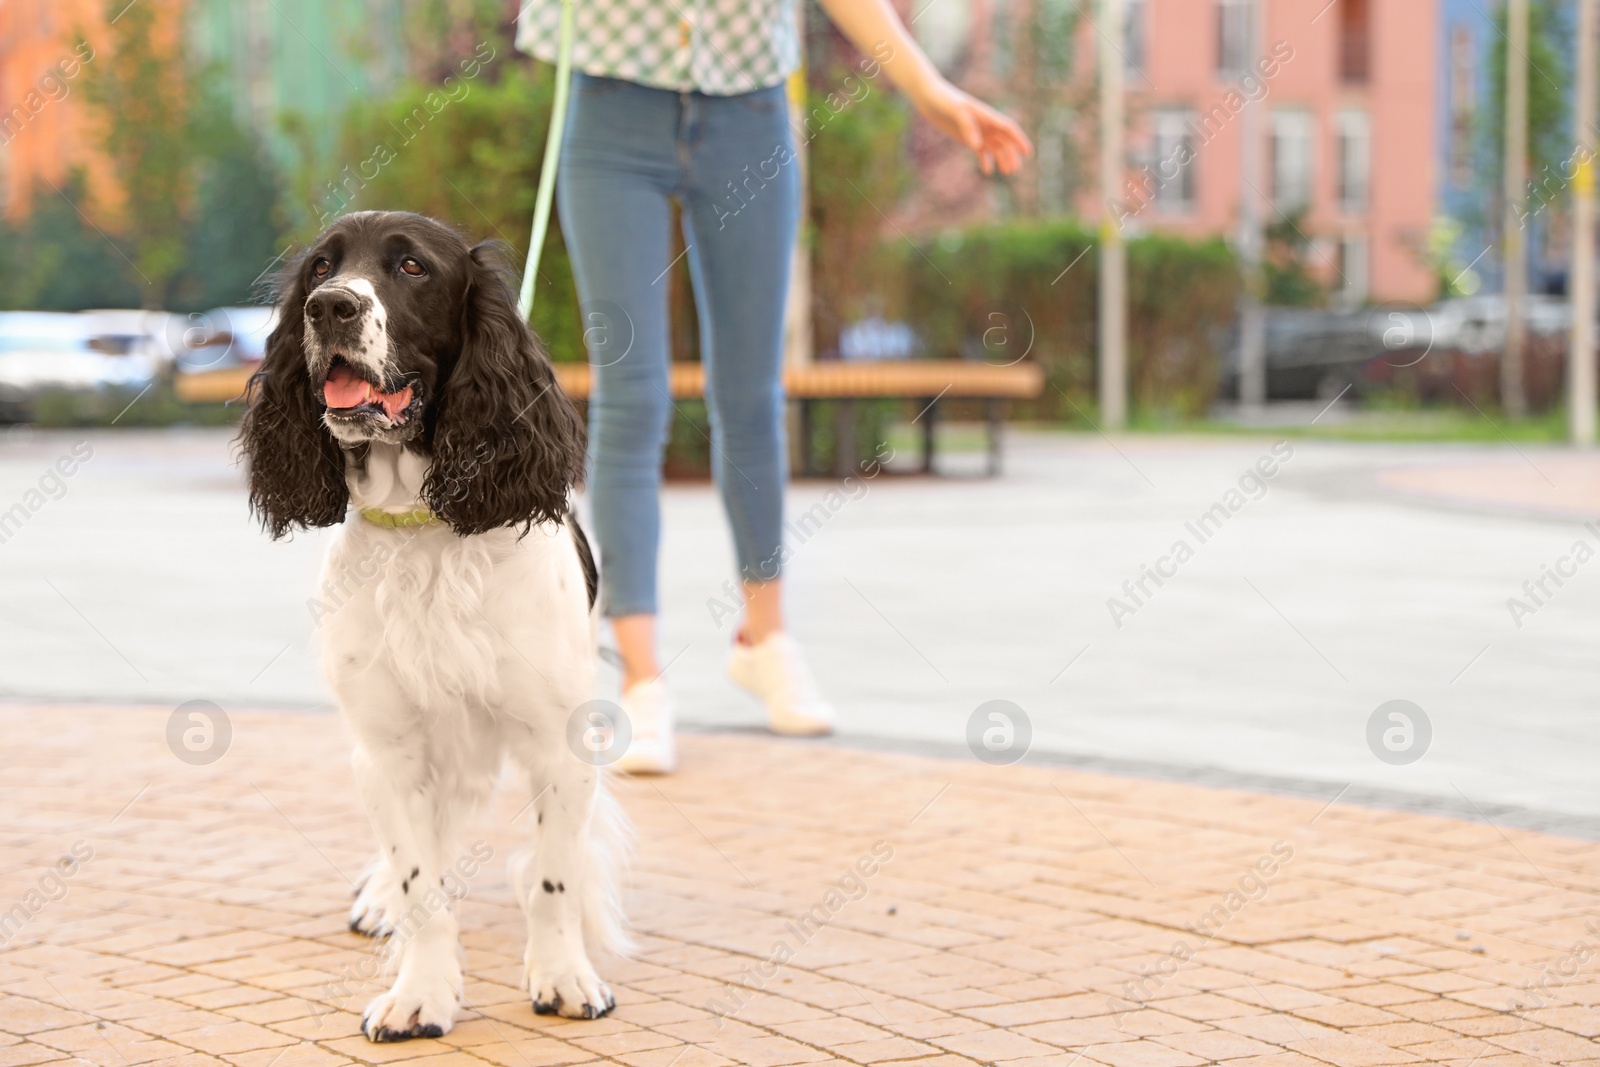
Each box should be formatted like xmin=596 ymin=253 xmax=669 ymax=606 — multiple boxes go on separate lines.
xmin=1098 ymin=0 xmax=1128 ymax=429
xmin=1570 ymin=0 xmax=1596 ymax=444
xmin=1503 ymin=0 xmax=1529 ymax=418
xmin=1237 ymin=0 xmax=1267 ymax=412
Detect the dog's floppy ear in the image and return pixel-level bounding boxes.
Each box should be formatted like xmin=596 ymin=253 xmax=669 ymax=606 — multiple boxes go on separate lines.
xmin=422 ymin=242 xmax=585 ymax=536
xmin=237 ymin=258 xmax=350 ymax=538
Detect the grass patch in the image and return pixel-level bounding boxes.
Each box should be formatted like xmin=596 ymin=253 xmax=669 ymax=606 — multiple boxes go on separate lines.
xmin=1027 ymin=405 xmax=1571 ymax=444
xmin=30 ymin=380 xmax=241 ymax=428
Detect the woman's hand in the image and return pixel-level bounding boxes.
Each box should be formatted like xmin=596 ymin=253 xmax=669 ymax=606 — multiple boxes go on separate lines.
xmin=911 ymin=78 xmax=1033 ymax=177
xmin=812 ymin=0 xmax=1031 ymax=176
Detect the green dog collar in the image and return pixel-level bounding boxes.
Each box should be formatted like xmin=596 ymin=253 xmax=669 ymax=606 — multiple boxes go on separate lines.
xmin=358 ymin=506 xmax=440 ymax=528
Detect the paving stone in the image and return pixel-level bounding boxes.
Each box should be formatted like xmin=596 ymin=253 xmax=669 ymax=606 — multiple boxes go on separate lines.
xmin=4 ymin=705 xmax=1598 ymax=1067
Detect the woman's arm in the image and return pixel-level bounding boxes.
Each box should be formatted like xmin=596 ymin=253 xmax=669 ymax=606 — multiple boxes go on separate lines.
xmin=813 ymin=0 xmax=1032 ymax=176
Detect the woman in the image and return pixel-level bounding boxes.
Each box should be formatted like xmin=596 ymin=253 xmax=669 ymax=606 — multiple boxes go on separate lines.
xmin=516 ymin=0 xmax=1030 ymax=773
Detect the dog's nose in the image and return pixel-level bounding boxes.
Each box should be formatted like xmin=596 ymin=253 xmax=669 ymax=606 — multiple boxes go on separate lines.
xmin=306 ymin=288 xmax=361 ymax=324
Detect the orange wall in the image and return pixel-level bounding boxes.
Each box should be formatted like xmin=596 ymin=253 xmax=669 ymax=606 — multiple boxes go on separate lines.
xmin=0 ymin=0 xmax=188 ymax=221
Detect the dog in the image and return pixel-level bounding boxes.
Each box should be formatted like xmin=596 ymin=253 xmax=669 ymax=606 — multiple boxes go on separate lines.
xmin=238 ymin=210 xmax=628 ymax=1041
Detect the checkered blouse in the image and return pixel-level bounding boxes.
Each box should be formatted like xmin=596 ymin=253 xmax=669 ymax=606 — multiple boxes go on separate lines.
xmin=514 ymin=0 xmax=799 ymax=96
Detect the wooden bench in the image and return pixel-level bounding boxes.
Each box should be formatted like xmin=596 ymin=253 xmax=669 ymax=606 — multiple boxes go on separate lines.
xmin=552 ymin=360 xmax=1044 ymax=477
xmin=176 ymin=359 xmax=1043 ymax=476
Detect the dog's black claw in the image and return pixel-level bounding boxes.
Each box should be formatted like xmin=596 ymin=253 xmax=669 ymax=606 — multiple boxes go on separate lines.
xmin=580 ymin=1003 xmax=598 ymax=1020
xmin=532 ymin=995 xmax=562 ymax=1016
xmin=364 ymin=1020 xmax=443 ymax=1043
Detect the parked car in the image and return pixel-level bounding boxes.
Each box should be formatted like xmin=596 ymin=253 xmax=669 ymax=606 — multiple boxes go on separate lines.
xmin=1402 ymin=294 xmax=1570 ymax=356
xmin=173 ymin=306 xmax=276 ymax=374
xmin=82 ymin=309 xmax=184 ymax=363
xmin=1215 ymin=294 xmax=1588 ymax=408
xmin=1363 ymin=295 xmax=1575 ymax=410
xmin=0 ymin=311 xmax=167 ymax=423
xmin=1218 ymin=308 xmax=1379 ymax=400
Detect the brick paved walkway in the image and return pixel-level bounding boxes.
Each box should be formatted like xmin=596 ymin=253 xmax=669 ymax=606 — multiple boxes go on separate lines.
xmin=3 ymin=705 xmax=1598 ymax=1067
xmin=1376 ymin=454 xmax=1600 ymax=520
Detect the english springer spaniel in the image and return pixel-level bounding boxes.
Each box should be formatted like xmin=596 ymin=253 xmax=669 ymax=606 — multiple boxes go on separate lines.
xmin=238 ymin=211 xmax=626 ymax=1041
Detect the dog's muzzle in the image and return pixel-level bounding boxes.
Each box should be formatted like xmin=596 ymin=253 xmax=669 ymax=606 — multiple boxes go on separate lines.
xmin=304 ymin=283 xmax=423 ymax=440
xmin=321 ymin=357 xmax=420 ymax=425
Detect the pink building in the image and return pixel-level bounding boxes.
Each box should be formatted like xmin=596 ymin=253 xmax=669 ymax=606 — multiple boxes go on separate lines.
xmin=1108 ymin=0 xmax=1437 ymax=304
xmin=889 ymin=0 xmax=1439 ymax=303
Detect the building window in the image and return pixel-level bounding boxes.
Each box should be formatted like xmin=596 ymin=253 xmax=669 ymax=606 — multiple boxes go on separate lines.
xmin=1270 ymin=110 xmax=1315 ymax=214
xmin=1336 ymin=233 xmax=1369 ymax=306
xmin=1152 ymin=110 xmax=1197 ymax=213
xmin=1448 ymin=23 xmax=1476 ymax=189
xmin=1124 ymin=0 xmax=1146 ymax=80
xmin=1335 ymin=110 xmax=1370 ymax=214
xmin=1217 ymin=0 xmax=1250 ymax=77
xmin=1340 ymin=0 xmax=1371 ymax=84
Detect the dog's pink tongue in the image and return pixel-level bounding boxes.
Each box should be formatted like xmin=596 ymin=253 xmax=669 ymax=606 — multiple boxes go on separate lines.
xmin=323 ymin=363 xmax=371 ymax=408
xmin=379 ymin=385 xmax=413 ymax=419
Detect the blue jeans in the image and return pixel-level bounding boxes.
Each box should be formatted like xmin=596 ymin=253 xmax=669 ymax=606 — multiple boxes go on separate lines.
xmin=558 ymin=73 xmax=800 ymax=617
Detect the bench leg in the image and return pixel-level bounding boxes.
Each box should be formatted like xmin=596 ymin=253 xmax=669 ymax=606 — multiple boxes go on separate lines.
xmin=798 ymin=398 xmax=814 ymax=477
xmin=920 ymin=396 xmax=937 ymax=475
xmin=835 ymin=399 xmax=857 ymax=479
xmin=986 ymin=398 xmax=1003 ymax=477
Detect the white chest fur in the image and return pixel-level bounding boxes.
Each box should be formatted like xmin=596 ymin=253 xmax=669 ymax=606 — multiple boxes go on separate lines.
xmin=318 ymin=445 xmax=505 ymax=710
xmin=314 ymin=443 xmax=591 ymax=723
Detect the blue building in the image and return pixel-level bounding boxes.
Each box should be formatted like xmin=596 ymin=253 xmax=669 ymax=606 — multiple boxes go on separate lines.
xmin=1436 ymin=0 xmax=1579 ymax=297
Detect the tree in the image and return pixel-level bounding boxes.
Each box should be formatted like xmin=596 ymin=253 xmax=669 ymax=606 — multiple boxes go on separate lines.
xmin=0 ymin=171 xmax=143 ymax=311
xmin=806 ymin=66 xmax=913 ymax=356
xmin=76 ymin=0 xmax=193 ymax=307
xmin=1483 ymin=0 xmax=1571 ymax=238
xmin=1264 ymin=210 xmax=1323 ymax=306
xmin=397 ymin=0 xmax=513 ymax=83
xmin=323 ymin=61 xmax=581 ymax=357
xmin=996 ymin=0 xmax=1086 ymax=216
xmin=168 ymin=87 xmax=287 ymax=312
xmin=70 ymin=2 xmax=286 ymax=311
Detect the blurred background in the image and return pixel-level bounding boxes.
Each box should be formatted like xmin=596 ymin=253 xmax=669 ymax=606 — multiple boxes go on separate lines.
xmin=3 ymin=0 xmax=1599 ymax=835
xmin=0 ymin=0 xmax=1574 ymax=431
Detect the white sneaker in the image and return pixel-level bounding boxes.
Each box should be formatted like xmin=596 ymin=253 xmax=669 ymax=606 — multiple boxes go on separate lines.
xmin=613 ymin=678 xmax=677 ymax=775
xmin=727 ymin=633 xmax=835 ymax=736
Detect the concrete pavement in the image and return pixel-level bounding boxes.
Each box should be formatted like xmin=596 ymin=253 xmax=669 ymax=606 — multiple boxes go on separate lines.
xmin=1 ymin=426 xmax=1598 ymax=832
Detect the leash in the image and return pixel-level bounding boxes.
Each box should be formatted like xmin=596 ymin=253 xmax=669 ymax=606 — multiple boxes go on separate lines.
xmin=517 ymin=0 xmax=577 ymax=322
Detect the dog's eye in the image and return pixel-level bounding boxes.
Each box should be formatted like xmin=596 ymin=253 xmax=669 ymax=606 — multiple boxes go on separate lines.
xmin=311 ymin=258 xmax=331 ymax=279
xmin=400 ymin=257 xmax=426 ymax=277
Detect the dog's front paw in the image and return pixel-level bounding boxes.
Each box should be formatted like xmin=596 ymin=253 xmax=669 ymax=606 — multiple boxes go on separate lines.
xmin=349 ymin=858 xmax=402 ymax=937
xmin=361 ymin=978 xmax=460 ymax=1042
xmin=527 ymin=962 xmax=615 ymax=1019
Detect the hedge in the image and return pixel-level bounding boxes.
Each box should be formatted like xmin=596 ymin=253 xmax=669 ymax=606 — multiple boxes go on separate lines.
xmin=900 ymin=220 xmax=1241 ymax=419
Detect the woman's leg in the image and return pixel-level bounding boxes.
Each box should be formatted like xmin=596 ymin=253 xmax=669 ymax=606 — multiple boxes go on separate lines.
xmin=680 ymin=88 xmax=833 ymax=734
xmin=609 ymin=616 xmax=658 ymax=689
xmin=557 ymin=76 xmax=679 ymax=688
xmin=679 ymin=87 xmax=800 ymax=634
xmin=740 ymin=578 xmax=784 ymax=644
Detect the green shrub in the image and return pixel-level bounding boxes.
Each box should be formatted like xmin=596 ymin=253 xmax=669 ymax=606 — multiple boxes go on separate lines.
xmin=807 ymin=66 xmax=913 ymax=357
xmin=323 ymin=62 xmax=583 ymax=362
xmin=795 ymin=398 xmax=898 ymax=476
xmin=31 ymin=379 xmax=239 ymax=428
xmin=900 ymin=220 xmax=1240 ymax=419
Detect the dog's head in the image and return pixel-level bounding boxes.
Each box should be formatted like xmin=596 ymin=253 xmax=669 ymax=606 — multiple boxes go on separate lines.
xmin=238 ymin=210 xmax=585 ymax=539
